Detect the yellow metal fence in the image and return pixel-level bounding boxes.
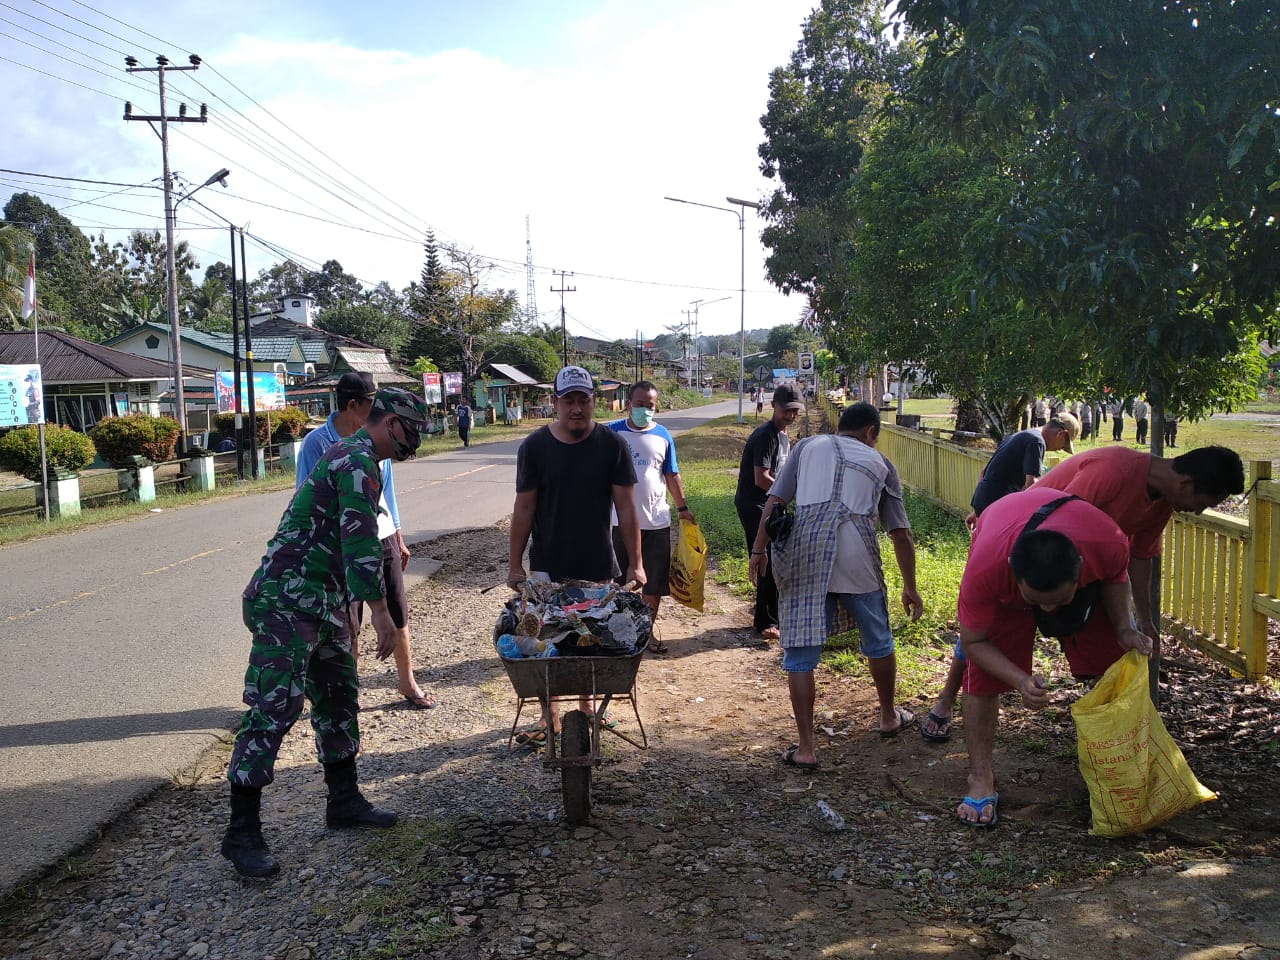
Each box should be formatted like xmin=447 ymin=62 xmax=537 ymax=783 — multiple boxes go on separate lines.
xmin=873 ymin=421 xmax=1278 ymax=678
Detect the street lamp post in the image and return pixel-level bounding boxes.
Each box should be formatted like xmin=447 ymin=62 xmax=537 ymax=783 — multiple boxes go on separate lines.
xmin=689 ymin=296 xmax=730 ymax=394
xmin=170 ymin=167 xmax=229 ymax=448
xmin=664 ymin=195 xmax=761 ymax=422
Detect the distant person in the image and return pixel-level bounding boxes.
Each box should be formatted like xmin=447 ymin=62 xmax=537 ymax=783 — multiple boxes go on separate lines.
xmin=1031 ymin=397 xmax=1048 ymax=427
xmin=1079 ymin=402 xmax=1093 ymax=441
xmin=223 ymin=388 xmax=432 ymax=877
xmin=1165 ymin=415 xmax=1179 ymax=448
xmin=608 ymin=381 xmax=693 ymax=651
xmin=1110 ymin=398 xmax=1125 ymax=441
xmin=1132 ymin=395 xmax=1149 ymax=446
xmin=455 ymin=398 xmax=473 ymax=448
xmin=735 ymin=385 xmax=804 ymax=640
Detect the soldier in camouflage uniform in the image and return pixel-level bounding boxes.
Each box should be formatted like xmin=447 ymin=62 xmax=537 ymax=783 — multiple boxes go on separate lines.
xmin=221 ymin=387 xmax=432 ymax=878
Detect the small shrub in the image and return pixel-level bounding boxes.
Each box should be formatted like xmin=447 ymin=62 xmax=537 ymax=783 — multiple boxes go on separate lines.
xmin=88 ymin=414 xmax=181 ymax=467
xmin=0 ymin=424 xmax=96 ymax=480
xmin=213 ymin=407 xmax=310 ymax=443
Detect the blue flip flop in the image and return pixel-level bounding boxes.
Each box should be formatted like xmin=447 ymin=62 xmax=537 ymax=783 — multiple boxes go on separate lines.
xmin=958 ymin=793 xmax=999 ymax=828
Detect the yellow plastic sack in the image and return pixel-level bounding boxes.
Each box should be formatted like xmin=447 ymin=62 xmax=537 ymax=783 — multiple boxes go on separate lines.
xmin=1070 ymin=650 xmax=1215 ymax=837
xmin=669 ymin=517 xmax=707 ymax=612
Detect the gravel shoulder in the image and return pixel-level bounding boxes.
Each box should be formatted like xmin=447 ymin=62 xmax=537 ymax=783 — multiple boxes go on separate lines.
xmin=2 ymin=522 xmax=1278 ymax=960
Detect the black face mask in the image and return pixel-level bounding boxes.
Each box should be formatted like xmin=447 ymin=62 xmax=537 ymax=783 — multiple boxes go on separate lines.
xmin=391 ymin=419 xmax=421 ymax=461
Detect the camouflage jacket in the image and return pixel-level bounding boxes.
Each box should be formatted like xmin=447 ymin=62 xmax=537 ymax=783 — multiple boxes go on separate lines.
xmin=243 ymin=429 xmax=386 ymax=626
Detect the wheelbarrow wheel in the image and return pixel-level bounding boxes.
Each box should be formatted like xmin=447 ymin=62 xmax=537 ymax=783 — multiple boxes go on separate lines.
xmin=560 ymin=709 xmax=592 ymax=825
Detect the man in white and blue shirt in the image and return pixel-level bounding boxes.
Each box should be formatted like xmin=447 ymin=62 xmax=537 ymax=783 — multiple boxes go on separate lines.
xmin=608 ymin=381 xmax=693 ymax=651
xmin=296 ymin=372 xmax=435 ymax=709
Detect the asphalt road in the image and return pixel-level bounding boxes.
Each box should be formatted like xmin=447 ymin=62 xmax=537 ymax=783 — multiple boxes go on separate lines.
xmin=0 ymin=399 xmax=744 ymax=894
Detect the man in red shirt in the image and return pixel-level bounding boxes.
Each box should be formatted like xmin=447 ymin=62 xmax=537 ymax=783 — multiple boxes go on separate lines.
xmin=1036 ymin=445 xmax=1244 ymax=638
xmin=922 ymin=443 xmax=1243 ymax=744
xmin=955 ymin=487 xmax=1153 ymax=826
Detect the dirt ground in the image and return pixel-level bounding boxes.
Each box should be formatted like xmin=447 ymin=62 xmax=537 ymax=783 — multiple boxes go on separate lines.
xmin=2 ymin=523 xmax=1278 ymax=960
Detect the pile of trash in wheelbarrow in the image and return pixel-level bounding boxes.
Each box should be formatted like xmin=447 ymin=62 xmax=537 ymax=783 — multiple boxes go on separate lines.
xmin=495 ymin=581 xmax=651 ymax=659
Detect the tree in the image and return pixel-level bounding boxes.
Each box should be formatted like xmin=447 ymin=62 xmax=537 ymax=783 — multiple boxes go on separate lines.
xmin=487 ymin=332 xmax=560 ymax=383
xmin=758 ymin=0 xmax=914 ymax=327
xmin=316 ymin=302 xmax=410 ymax=356
xmin=407 ymin=241 xmax=520 ymax=395
xmin=0 ymin=224 xmax=30 ymax=327
xmin=2 ymin=193 xmax=92 ymax=322
xmin=897 ymin=0 xmax=1280 ymax=441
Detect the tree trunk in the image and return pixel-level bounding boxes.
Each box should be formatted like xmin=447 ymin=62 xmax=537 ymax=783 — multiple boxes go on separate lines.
xmin=953 ymin=396 xmax=984 ymax=433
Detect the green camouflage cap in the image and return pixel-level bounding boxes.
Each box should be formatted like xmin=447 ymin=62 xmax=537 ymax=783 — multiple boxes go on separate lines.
xmin=371 ymin=387 xmax=431 ymax=428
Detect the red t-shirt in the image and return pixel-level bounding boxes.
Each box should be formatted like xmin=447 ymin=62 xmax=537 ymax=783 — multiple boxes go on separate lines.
xmin=1036 ymin=447 xmax=1171 ymax=558
xmin=958 ymin=486 xmax=1131 ymax=636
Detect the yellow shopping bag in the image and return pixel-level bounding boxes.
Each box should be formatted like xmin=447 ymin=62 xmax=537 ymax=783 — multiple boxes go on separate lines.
xmin=669 ymin=517 xmax=707 ymax=612
xmin=1070 ymin=650 xmax=1215 ymax=837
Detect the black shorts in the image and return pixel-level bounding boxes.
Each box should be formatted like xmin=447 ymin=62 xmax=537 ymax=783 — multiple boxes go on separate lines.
xmin=351 ymin=538 xmax=409 ymax=630
xmin=613 ymin=526 xmax=672 ymax=598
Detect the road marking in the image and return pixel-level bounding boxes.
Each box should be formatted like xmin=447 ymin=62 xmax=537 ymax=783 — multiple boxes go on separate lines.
xmin=142 ymin=548 xmax=228 ymax=577
xmin=5 ymin=549 xmax=229 ymax=622
xmin=400 ymin=463 xmax=495 ymax=494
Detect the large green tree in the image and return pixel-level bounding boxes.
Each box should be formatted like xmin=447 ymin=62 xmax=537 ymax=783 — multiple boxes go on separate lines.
xmin=316 ymin=302 xmax=411 ymax=355
xmin=2 ymin=193 xmax=91 ymax=323
xmin=897 ymin=0 xmax=1280 ymax=444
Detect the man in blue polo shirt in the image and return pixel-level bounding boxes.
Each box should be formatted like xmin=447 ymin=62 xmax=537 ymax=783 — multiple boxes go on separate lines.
xmin=296 ymin=372 xmax=435 ymax=710
xmin=608 ymin=381 xmax=694 ymax=652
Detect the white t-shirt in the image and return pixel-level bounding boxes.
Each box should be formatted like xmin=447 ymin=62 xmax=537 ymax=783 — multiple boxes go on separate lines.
xmin=607 ymin=419 xmax=679 ymax=530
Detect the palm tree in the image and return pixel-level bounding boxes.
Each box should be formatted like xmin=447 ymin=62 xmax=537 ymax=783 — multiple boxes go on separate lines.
xmin=0 ymin=226 xmax=29 ymax=328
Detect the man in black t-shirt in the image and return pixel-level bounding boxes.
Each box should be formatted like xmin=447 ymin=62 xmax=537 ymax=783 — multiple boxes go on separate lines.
xmin=734 ymin=384 xmax=803 ymax=639
xmin=969 ymin=415 xmax=1078 ymax=519
xmin=508 ymin=365 xmax=644 ymax=588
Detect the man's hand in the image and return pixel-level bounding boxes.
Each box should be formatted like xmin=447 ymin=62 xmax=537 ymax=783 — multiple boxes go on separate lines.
xmin=748 ymin=551 xmax=768 ymax=586
xmin=396 ymin=531 xmax=411 ymax=571
xmin=964 ymin=511 xmax=977 ymax=534
xmin=626 ymin=564 xmax=647 ymax=590
xmin=1018 ymin=674 xmax=1051 ymax=710
xmin=901 ymin=587 xmax=925 ymax=622
xmin=506 ymin=564 xmax=527 ymax=591
xmin=371 ymin=606 xmax=398 ymax=661
xmin=1117 ymin=626 xmax=1154 ymax=657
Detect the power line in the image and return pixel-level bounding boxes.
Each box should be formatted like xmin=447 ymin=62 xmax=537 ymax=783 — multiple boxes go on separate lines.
xmin=0 ymin=167 xmax=154 ymax=189
xmin=0 ymin=1 xmax=132 ymax=57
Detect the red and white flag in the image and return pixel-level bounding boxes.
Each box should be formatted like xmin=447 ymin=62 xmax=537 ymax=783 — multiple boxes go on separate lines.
xmin=21 ymin=252 xmax=35 ymax=320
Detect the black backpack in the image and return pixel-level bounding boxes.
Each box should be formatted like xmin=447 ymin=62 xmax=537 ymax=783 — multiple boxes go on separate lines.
xmin=1018 ymin=496 xmax=1102 ymax=638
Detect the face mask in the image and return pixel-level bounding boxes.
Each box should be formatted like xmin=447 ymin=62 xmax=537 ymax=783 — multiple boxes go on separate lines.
xmin=391 ymin=419 xmax=421 ymax=461
xmin=630 ymin=407 xmax=655 ymax=428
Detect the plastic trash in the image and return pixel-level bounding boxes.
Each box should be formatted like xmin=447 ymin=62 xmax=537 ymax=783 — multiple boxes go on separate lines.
xmin=812 ymin=800 xmax=847 ymax=833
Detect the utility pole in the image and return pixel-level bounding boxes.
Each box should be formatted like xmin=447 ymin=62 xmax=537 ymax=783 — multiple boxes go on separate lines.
xmin=124 ymin=54 xmax=206 ymax=448
xmin=550 ymin=270 xmax=575 ymax=366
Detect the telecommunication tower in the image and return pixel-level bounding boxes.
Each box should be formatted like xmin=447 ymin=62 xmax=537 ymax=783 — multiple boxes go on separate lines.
xmin=524 ymin=216 xmax=539 ymax=326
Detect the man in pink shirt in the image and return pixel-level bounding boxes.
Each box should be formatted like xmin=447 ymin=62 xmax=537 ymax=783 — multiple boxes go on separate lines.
xmin=955 ymin=487 xmax=1153 ymax=826
xmin=922 ymin=444 xmax=1243 ymax=744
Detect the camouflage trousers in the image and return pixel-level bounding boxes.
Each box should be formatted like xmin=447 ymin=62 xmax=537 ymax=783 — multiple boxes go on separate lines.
xmin=227 ymin=601 xmax=359 ymax=788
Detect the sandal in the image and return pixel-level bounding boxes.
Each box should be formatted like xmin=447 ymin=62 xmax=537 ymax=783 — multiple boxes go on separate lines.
xmin=878 ymin=706 xmax=917 ymax=738
xmin=648 ymin=638 xmax=670 ymax=655
xmin=921 ymin=711 xmax=952 ymax=743
xmin=601 ymin=712 xmax=619 ymax=731
xmin=780 ymin=745 xmax=820 ymax=771
xmin=513 ymin=726 xmax=547 ymax=747
xmin=957 ymin=793 xmax=999 ymax=828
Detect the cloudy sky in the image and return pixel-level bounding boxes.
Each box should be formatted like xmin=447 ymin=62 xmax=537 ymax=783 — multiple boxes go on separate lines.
xmin=2 ymin=0 xmax=820 ymax=343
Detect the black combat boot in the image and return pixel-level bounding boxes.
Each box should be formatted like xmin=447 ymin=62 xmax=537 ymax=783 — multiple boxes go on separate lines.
xmin=323 ymin=757 xmax=398 ymax=829
xmin=220 ymin=784 xmax=280 ymax=877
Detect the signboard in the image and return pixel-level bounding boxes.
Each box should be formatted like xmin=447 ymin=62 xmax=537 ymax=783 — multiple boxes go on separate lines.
xmin=422 ymin=372 xmax=443 ymax=404
xmin=754 ymin=364 xmax=770 ymax=383
xmin=0 ymin=363 xmax=43 ymax=426
xmin=215 ymin=371 xmax=287 ymax=413
xmin=112 ymin=392 xmax=129 ymax=416
xmin=443 ymin=372 xmax=463 ymax=396
xmin=797 ymin=351 xmax=815 ymax=374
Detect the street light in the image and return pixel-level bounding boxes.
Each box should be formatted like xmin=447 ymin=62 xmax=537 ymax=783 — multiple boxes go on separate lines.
xmin=169 ymin=168 xmax=230 ymax=447
xmin=664 ymin=195 xmax=761 ymax=422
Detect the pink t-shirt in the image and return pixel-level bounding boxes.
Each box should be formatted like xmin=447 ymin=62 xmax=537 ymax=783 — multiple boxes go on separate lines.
xmin=1037 ymin=447 xmax=1172 ymax=558
xmin=958 ymin=486 xmax=1131 ymax=635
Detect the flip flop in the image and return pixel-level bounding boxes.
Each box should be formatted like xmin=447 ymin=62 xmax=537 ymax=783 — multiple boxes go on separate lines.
xmin=958 ymin=793 xmax=999 ymax=828
xmin=780 ymin=745 xmax=820 ymax=771
xmin=601 ymin=712 xmax=620 ymax=731
xmin=648 ymin=638 xmax=670 ymax=655
xmin=513 ymin=727 xmax=547 ymax=747
xmin=878 ymin=706 xmax=917 ymax=738
xmin=921 ymin=711 xmax=952 ymax=743
xmin=402 ymin=692 xmax=437 ymax=710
